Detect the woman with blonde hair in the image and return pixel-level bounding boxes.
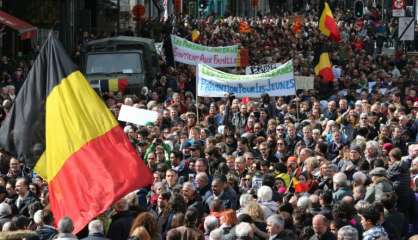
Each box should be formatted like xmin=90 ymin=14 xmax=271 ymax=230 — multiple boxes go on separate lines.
xmin=244 ymin=202 xmax=268 ymax=239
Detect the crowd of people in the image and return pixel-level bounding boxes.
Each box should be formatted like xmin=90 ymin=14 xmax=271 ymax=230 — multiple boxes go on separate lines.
xmin=0 ymin=3 xmax=417 ymax=240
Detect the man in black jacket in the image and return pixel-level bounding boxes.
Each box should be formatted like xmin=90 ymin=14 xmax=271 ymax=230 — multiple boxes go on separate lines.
xmin=205 ymin=177 xmax=237 ymax=210
xmin=107 ymin=198 xmax=136 ymax=240
xmin=310 ymin=214 xmax=336 ymax=240
xmin=181 ymin=181 xmax=204 ymax=217
xmin=14 ymin=178 xmax=39 ymax=217
xmin=266 ymin=214 xmax=292 ymax=240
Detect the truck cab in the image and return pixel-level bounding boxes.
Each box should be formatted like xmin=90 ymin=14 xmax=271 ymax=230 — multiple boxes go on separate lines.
xmin=81 ymin=36 xmax=160 ymax=94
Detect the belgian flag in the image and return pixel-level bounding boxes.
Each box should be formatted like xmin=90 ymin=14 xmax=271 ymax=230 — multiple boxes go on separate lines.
xmin=318 ymin=0 xmax=341 ymax=42
xmin=0 ymin=35 xmax=152 ymax=232
xmin=99 ymin=78 xmax=128 ymax=93
xmin=313 ymin=44 xmax=334 ymax=82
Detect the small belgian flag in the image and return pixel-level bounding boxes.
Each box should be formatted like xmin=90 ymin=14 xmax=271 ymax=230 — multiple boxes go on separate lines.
xmin=313 ymin=44 xmax=334 ymax=82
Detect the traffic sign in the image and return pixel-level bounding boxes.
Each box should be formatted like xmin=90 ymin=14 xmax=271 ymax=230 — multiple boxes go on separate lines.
xmin=398 ymin=17 xmax=415 ymax=41
xmin=393 ymin=0 xmax=405 ymax=17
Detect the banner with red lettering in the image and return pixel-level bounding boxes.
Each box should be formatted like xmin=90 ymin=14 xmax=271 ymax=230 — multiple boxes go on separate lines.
xmin=171 ymin=35 xmax=239 ymax=68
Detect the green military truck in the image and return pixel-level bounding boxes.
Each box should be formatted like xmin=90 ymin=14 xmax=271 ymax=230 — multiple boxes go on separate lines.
xmin=81 ymin=36 xmax=160 ymax=94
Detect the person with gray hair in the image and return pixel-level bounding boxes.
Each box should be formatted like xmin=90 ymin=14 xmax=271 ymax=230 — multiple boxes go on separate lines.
xmin=312 ymin=214 xmax=334 ymax=240
xmin=182 ymin=181 xmax=204 ymax=217
xmin=266 ymin=214 xmax=286 ymax=240
xmin=235 ymin=222 xmax=254 ymax=240
xmin=209 ymin=228 xmax=224 ymax=240
xmin=333 ymin=172 xmax=352 ymax=202
xmin=365 ymin=140 xmax=381 ymax=166
xmin=81 ymin=219 xmax=108 ymax=240
xmin=237 ymin=193 xmax=254 ymax=216
xmin=352 ymin=171 xmax=367 ymax=187
xmin=337 ymin=225 xmax=358 ymax=240
xmin=35 ymin=209 xmax=58 ymax=240
xmin=204 ymin=216 xmax=219 ymax=239
xmin=297 ymin=195 xmax=310 ymax=210
xmin=56 ymin=216 xmax=78 ymax=239
xmin=257 ymin=186 xmax=278 ymax=219
xmin=196 ymin=172 xmax=211 ymax=202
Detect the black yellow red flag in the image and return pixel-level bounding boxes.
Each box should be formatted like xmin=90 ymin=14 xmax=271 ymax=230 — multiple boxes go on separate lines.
xmin=0 ymin=34 xmax=152 ymax=233
xmin=319 ymin=0 xmax=341 ymax=42
xmin=313 ymin=44 xmax=334 ymax=82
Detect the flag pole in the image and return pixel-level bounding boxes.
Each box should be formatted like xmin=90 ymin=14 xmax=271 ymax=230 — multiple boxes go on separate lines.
xmin=196 ymin=64 xmax=199 ymax=122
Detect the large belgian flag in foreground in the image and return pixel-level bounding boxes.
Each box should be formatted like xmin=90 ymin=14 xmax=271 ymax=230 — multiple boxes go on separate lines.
xmin=319 ymin=0 xmax=341 ymax=42
xmin=0 ymin=35 xmax=152 ymax=232
xmin=314 ymin=44 xmax=334 ymax=82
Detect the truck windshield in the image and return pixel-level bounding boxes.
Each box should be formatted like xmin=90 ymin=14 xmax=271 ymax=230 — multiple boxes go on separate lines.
xmin=86 ymin=53 xmax=143 ymax=74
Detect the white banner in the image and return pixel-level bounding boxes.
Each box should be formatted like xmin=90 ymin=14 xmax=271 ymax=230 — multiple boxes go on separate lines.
xmin=197 ymin=60 xmax=296 ymax=98
xmin=171 ymin=35 xmax=239 ymax=67
xmin=245 ymin=63 xmax=282 ymax=75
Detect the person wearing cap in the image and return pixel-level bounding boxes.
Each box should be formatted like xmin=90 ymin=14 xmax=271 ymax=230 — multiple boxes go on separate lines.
xmin=189 ymin=142 xmax=202 ymax=159
xmin=364 ymin=167 xmax=394 ymax=204
xmin=349 ymin=144 xmax=369 ymax=171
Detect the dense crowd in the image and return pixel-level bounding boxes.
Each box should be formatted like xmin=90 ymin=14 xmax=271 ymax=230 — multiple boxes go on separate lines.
xmin=0 ymin=4 xmax=417 ymax=240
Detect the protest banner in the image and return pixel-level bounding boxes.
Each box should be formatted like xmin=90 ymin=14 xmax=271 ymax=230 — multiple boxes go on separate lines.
xmin=171 ymin=35 xmax=239 ymax=67
xmin=295 ymin=76 xmax=314 ymax=90
xmin=245 ymin=63 xmax=282 ymax=74
xmin=118 ymin=105 xmax=159 ymax=126
xmin=197 ymin=60 xmax=296 ymax=98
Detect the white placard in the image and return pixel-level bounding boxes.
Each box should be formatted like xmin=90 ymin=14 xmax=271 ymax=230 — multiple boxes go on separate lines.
xmin=245 ymin=63 xmax=282 ymax=75
xmin=118 ymin=105 xmax=159 ymax=126
xmin=295 ymin=76 xmax=314 ymax=90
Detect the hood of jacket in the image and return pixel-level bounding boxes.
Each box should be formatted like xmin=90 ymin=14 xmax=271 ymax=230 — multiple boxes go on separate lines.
xmin=0 ymin=230 xmax=38 ymax=240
